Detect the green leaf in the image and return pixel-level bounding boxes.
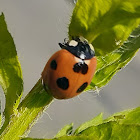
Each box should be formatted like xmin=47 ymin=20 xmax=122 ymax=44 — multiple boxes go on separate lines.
xmin=21 ymin=139 xmax=45 ymax=140
xmin=21 ymin=135 xmax=97 ymax=140
xmin=104 ymin=107 xmax=140 ymax=125
xmin=0 ymin=79 xmax=53 ymax=140
xmin=80 ymin=121 xmax=140 ymax=140
xmin=78 ymin=107 xmax=140 ymax=139
xmin=120 ymin=107 xmax=140 ymax=124
xmin=13 ymin=93 xmax=23 ymax=116
xmin=74 ymin=113 xmax=103 ymax=135
xmin=103 ymin=109 xmax=133 ymax=123
xmin=22 ymin=107 xmax=140 ymax=140
xmin=86 ymin=25 xmax=140 ymax=91
xmin=21 ymin=138 xmax=46 ymax=140
xmin=0 ymin=13 xmax=53 ymax=139
xmin=69 ymin=0 xmax=140 ymax=55
xmin=0 ymin=13 xmax=23 ymax=131
xmin=55 ymin=123 xmax=73 ymax=138
xmin=0 ymin=101 xmax=2 ymax=127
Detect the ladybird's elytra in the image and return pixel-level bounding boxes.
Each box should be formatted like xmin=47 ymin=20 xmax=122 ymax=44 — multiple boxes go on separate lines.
xmin=42 ymin=37 xmax=97 ymax=99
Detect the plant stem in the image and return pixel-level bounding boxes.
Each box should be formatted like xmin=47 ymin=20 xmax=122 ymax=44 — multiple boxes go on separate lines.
xmin=0 ymin=78 xmax=53 ymax=140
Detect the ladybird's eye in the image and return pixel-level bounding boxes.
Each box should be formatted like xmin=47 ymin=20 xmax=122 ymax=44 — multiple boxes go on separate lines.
xmin=50 ymin=60 xmax=57 ymax=70
xmin=80 ymin=53 xmax=86 ymax=60
xmin=77 ymin=82 xmax=88 ymax=93
xmin=69 ymin=40 xmax=78 ymax=47
xmin=89 ymin=44 xmax=94 ymax=51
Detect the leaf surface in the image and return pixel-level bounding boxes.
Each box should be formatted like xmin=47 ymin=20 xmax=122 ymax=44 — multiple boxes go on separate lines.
xmin=69 ymin=0 xmax=140 ymax=55
xmin=86 ymin=26 xmax=140 ymax=91
xmin=79 ymin=107 xmax=140 ymax=139
xmin=74 ymin=113 xmax=103 ymax=135
xmin=55 ymin=123 xmax=73 ymax=138
xmin=0 ymin=13 xmax=23 ymax=131
xmin=80 ymin=121 xmax=140 ymax=140
xmin=21 ymin=135 xmax=97 ymax=140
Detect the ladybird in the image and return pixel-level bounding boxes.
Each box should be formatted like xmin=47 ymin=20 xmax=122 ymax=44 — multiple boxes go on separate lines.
xmin=42 ymin=37 xmax=97 ymax=99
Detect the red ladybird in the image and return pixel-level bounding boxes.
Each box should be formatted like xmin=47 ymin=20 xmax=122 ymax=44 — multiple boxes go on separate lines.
xmin=42 ymin=37 xmax=97 ymax=99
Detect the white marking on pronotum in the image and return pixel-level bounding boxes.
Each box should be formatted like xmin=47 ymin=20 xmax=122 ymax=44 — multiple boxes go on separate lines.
xmin=85 ymin=60 xmax=90 ymax=65
xmin=69 ymin=40 xmax=78 ymax=47
xmin=80 ymin=53 xmax=86 ymax=59
xmin=74 ymin=56 xmax=84 ymax=63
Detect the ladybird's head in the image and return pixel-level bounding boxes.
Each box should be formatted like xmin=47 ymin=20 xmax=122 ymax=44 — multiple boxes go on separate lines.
xmin=59 ymin=37 xmax=95 ymax=60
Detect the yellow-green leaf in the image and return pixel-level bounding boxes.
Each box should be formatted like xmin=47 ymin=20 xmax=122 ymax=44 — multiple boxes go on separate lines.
xmin=74 ymin=113 xmax=103 ymax=135
xmin=21 ymin=135 xmax=96 ymax=140
xmin=86 ymin=26 xmax=140 ymax=91
xmin=55 ymin=123 xmax=73 ymax=138
xmin=80 ymin=121 xmax=140 ymax=140
xmin=0 ymin=13 xmax=23 ymax=131
xmin=69 ymin=0 xmax=140 ymax=55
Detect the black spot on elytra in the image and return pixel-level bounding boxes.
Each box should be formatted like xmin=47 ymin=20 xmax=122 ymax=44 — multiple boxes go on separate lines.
xmin=50 ymin=60 xmax=57 ymax=70
xmin=81 ymin=63 xmax=88 ymax=74
xmin=56 ymin=77 xmax=69 ymax=90
xmin=77 ymin=82 xmax=88 ymax=93
xmin=73 ymin=62 xmax=88 ymax=74
xmin=73 ymin=63 xmax=82 ymax=73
